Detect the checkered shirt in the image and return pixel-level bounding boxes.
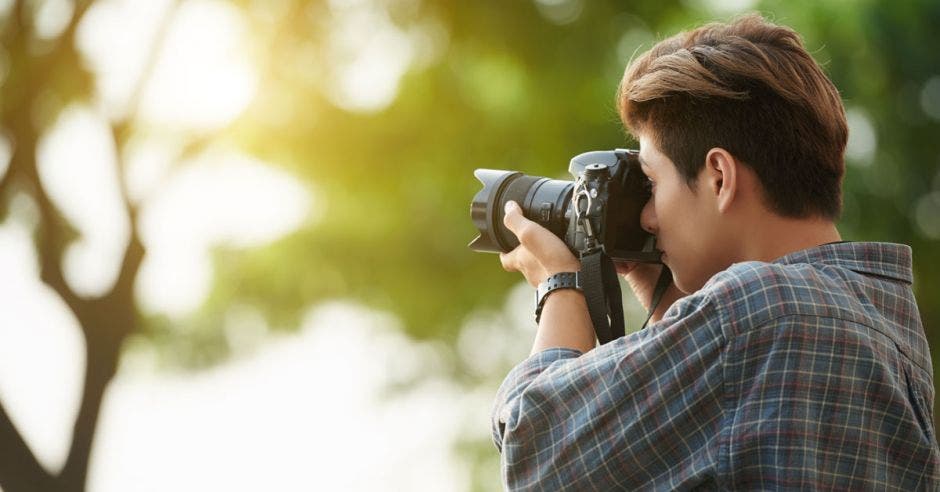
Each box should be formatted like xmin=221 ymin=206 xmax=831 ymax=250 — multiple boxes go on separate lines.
xmin=492 ymin=242 xmax=939 ymax=490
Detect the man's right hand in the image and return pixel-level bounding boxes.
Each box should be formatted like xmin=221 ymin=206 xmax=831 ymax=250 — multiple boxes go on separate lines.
xmin=614 ymin=261 xmax=686 ymax=324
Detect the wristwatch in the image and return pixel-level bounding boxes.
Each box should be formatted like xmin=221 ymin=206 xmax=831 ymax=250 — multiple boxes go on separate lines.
xmin=534 ymin=272 xmax=582 ymax=323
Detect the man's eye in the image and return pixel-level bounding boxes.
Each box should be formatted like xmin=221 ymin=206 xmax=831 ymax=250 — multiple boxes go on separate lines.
xmin=645 ymin=177 xmax=656 ymax=192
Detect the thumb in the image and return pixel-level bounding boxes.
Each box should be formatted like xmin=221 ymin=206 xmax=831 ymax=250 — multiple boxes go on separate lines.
xmin=502 ymin=200 xmax=531 ymax=236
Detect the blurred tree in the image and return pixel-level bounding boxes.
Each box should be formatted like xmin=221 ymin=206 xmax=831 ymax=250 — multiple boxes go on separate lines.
xmin=1 ymin=0 xmax=938 ymax=490
xmin=0 ymin=0 xmax=207 ymax=489
xmin=0 ymin=1 xmax=135 ymax=489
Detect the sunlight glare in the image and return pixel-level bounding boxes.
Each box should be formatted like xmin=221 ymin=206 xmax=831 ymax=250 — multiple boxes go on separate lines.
xmin=89 ymin=301 xmax=467 ymax=491
xmin=36 ymin=104 xmax=130 ymax=298
xmin=78 ymin=0 xmax=257 ymax=129
xmin=138 ymin=0 xmax=258 ymax=129
xmin=122 ymin=133 xmax=184 ymax=205
xmin=845 ymin=107 xmax=877 ymax=166
xmin=33 ymin=0 xmax=75 ymax=40
xmin=137 ymin=150 xmax=313 ymax=318
xmin=77 ymin=0 xmax=176 ymax=120
xmin=325 ymin=1 xmax=415 ymax=113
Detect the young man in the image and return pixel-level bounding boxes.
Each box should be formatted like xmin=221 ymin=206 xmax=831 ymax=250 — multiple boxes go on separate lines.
xmin=492 ymin=14 xmax=939 ymax=490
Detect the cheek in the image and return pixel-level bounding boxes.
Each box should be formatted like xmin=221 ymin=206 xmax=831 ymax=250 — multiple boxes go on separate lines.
xmin=652 ymin=186 xmax=687 ymax=232
xmin=676 ymin=225 xmax=726 ymax=292
xmin=651 ymin=192 xmax=673 ymax=226
xmin=655 ymin=188 xmax=712 ymax=291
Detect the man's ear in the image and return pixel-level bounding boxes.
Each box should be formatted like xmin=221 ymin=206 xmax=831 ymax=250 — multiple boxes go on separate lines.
xmin=704 ymin=148 xmax=737 ymax=213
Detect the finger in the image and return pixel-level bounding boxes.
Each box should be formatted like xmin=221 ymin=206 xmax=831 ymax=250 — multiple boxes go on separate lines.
xmin=502 ymin=201 xmax=563 ymax=260
xmin=499 ymin=250 xmax=519 ymax=272
xmin=614 ymin=260 xmax=638 ymax=276
xmin=511 ymin=248 xmax=544 ymax=287
xmin=629 ymin=262 xmax=662 ymax=282
xmin=501 ymin=248 xmax=544 ymax=286
xmin=502 ymin=201 xmax=530 ymax=237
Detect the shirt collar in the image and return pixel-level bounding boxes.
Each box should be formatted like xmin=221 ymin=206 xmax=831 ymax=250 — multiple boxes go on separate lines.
xmin=772 ymin=242 xmax=913 ymax=284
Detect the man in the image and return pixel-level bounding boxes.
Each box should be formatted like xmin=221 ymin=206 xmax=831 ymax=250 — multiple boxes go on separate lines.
xmin=491 ymin=14 xmax=939 ymax=490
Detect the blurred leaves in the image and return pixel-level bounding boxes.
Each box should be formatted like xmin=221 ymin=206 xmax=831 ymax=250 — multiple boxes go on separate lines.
xmin=171 ymin=0 xmax=940 ymax=372
xmin=6 ymin=0 xmax=928 ymax=419
xmin=191 ymin=0 xmax=676 ymax=360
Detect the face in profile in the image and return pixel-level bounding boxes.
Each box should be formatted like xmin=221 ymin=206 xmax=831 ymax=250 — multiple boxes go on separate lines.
xmin=637 ymin=134 xmax=733 ymax=294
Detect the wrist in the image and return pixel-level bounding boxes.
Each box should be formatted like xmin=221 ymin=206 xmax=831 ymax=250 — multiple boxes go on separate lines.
xmin=543 ymin=259 xmax=581 ymax=281
xmin=534 ymin=271 xmax=582 ymax=323
xmin=532 ymin=289 xmax=594 ymax=355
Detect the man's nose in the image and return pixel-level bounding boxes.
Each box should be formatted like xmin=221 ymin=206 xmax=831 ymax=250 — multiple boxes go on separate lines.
xmin=640 ymin=199 xmax=657 ymax=235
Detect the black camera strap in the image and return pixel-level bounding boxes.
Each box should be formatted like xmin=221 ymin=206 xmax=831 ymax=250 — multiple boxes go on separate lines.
xmin=580 ymin=250 xmax=624 ymax=345
xmin=641 ymin=265 xmax=673 ymax=330
xmin=581 ymin=250 xmax=673 ymax=345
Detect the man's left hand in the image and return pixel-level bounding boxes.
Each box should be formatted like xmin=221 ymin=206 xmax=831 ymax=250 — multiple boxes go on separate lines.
xmin=499 ymin=201 xmax=581 ymax=287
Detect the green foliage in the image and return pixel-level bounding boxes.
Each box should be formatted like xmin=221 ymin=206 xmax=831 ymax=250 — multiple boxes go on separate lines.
xmin=197 ymin=0 xmax=676 ymax=351
xmin=182 ymin=0 xmax=940 ymax=367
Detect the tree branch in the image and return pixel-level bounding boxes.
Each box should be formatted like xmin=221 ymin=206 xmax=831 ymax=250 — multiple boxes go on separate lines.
xmin=56 ymin=331 xmax=121 ymax=491
xmin=0 ymin=4 xmax=78 ymax=490
xmin=23 ymin=160 xmax=85 ymax=317
xmin=0 ymin=398 xmax=56 ymax=491
xmin=104 ymin=0 xmax=182 ymax=298
xmin=0 ymin=153 xmax=14 ymax=199
xmin=0 ymin=1 xmax=163 ymax=490
xmin=55 ymin=3 xmax=183 ymax=489
xmin=119 ymin=0 xmax=182 ymax=128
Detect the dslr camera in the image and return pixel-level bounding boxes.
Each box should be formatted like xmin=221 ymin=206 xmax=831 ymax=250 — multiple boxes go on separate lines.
xmin=469 ymin=149 xmax=663 ymax=264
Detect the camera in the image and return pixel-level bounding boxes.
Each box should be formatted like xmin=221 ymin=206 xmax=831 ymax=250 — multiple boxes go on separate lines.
xmin=469 ymin=149 xmax=663 ymax=263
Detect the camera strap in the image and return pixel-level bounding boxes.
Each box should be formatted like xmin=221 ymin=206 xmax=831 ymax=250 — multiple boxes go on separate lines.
xmin=579 ymin=250 xmax=624 ymax=344
xmin=581 ymin=250 xmax=673 ymax=345
xmin=641 ymin=265 xmax=673 ymax=330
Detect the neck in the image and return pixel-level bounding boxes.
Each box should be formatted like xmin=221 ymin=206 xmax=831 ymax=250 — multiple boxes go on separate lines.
xmin=739 ymin=213 xmax=842 ymax=264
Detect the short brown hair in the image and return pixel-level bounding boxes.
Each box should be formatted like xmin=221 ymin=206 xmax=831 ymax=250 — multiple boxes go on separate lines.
xmin=617 ymin=13 xmax=847 ymax=220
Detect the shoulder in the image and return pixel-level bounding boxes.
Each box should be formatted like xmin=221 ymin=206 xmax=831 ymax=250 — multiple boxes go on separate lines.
xmin=697 ymin=260 xmax=869 ymax=337
xmin=703 ymin=260 xmax=800 ymax=297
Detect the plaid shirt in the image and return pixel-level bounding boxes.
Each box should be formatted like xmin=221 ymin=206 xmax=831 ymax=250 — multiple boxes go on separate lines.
xmin=492 ymin=242 xmax=939 ymax=490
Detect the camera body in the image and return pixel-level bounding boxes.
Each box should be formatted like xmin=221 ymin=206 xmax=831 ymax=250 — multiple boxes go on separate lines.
xmin=469 ymin=149 xmax=662 ymax=263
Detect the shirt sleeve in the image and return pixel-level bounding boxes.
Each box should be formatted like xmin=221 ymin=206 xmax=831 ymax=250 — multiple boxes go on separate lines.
xmin=491 ymin=292 xmax=728 ymax=491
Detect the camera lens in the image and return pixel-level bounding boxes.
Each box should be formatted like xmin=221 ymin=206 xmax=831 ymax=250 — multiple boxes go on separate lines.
xmin=469 ymin=169 xmax=574 ymax=253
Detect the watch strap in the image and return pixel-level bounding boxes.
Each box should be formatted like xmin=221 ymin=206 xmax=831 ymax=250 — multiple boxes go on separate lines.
xmin=534 ymin=272 xmax=582 ymax=323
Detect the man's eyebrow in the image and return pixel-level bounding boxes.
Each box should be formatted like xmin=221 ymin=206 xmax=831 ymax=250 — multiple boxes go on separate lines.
xmin=637 ymin=155 xmax=651 ymax=171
